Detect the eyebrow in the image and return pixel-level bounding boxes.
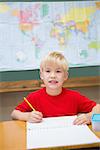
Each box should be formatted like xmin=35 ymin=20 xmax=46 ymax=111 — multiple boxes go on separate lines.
xmin=56 ymin=68 xmax=62 ymax=70
xmin=45 ymin=67 xmax=62 ymax=70
xmin=45 ymin=67 xmax=51 ymax=69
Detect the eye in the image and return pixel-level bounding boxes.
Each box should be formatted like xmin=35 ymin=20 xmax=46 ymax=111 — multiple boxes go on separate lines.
xmin=45 ymin=70 xmax=50 ymax=73
xmin=56 ymin=70 xmax=61 ymax=73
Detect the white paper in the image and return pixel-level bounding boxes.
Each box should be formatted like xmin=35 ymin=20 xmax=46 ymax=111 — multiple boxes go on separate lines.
xmin=27 ymin=116 xmax=100 ymax=149
xmin=27 ymin=115 xmax=77 ymax=130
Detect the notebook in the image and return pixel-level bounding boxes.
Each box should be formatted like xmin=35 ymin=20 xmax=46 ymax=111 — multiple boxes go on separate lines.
xmin=27 ymin=116 xmax=100 ymax=149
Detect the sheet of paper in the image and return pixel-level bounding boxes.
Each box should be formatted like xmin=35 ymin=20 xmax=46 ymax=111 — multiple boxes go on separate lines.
xmin=27 ymin=115 xmax=77 ymax=129
xmin=27 ymin=116 xmax=100 ymax=149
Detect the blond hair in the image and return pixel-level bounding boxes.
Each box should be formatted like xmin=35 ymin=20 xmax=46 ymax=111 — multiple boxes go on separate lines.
xmin=40 ymin=51 xmax=69 ymax=72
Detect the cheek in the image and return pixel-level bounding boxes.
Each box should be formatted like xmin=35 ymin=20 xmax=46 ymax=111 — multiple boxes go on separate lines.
xmin=43 ymin=73 xmax=49 ymax=80
xmin=57 ymin=76 xmax=64 ymax=81
xmin=59 ymin=75 xmax=67 ymax=81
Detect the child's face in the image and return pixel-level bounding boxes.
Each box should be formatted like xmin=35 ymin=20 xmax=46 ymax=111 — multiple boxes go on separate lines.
xmin=40 ymin=62 xmax=68 ymax=91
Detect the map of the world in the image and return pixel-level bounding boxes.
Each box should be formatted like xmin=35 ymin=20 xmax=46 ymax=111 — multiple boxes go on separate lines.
xmin=0 ymin=1 xmax=100 ymax=71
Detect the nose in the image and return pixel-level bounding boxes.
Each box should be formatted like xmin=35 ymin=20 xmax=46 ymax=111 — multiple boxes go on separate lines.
xmin=50 ymin=71 xmax=55 ymax=78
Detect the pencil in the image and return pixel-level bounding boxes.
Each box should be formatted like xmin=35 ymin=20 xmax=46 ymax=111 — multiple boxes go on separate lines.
xmin=24 ymin=97 xmax=35 ymax=111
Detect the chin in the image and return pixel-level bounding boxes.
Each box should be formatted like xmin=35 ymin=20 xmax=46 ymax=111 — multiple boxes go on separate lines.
xmin=48 ymin=85 xmax=60 ymax=89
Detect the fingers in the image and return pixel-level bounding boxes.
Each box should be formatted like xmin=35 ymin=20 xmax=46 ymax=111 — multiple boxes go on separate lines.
xmin=28 ymin=111 xmax=43 ymax=123
xmin=73 ymin=114 xmax=91 ymax=125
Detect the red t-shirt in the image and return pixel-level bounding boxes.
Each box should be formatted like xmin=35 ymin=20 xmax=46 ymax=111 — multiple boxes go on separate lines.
xmin=15 ymin=88 xmax=96 ymax=117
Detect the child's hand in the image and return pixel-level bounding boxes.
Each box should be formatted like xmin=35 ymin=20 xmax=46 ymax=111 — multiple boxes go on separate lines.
xmin=27 ymin=111 xmax=43 ymax=123
xmin=73 ymin=113 xmax=91 ymax=125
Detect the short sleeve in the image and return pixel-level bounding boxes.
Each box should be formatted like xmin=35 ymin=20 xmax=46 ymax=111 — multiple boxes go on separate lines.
xmin=77 ymin=93 xmax=96 ymax=113
xmin=15 ymin=93 xmax=35 ymax=112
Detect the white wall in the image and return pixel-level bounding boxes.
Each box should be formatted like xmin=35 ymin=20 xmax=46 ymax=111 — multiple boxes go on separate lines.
xmin=0 ymin=86 xmax=100 ymax=121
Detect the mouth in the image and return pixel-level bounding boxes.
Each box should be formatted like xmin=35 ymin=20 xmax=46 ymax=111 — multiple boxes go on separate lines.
xmin=49 ymin=80 xmax=58 ymax=84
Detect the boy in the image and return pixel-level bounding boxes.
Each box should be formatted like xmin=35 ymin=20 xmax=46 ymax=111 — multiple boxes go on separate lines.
xmin=11 ymin=51 xmax=100 ymax=125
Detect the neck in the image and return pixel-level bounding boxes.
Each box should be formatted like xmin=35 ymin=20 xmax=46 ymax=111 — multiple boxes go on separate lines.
xmin=46 ymin=87 xmax=62 ymax=96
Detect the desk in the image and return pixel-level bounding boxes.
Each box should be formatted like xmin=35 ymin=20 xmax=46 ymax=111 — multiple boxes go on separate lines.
xmin=0 ymin=121 xmax=26 ymax=150
xmin=0 ymin=120 xmax=100 ymax=150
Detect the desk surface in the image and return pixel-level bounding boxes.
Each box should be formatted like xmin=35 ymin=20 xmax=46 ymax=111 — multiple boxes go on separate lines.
xmin=0 ymin=120 xmax=100 ymax=150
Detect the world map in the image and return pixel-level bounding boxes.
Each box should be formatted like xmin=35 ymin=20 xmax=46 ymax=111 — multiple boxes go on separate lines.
xmin=0 ymin=1 xmax=100 ymax=71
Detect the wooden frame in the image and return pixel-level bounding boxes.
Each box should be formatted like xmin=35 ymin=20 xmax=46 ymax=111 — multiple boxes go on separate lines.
xmin=0 ymin=76 xmax=100 ymax=93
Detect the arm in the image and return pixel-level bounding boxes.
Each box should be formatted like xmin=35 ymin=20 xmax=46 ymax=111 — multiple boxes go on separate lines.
xmin=73 ymin=104 xmax=100 ymax=125
xmin=11 ymin=109 xmax=43 ymax=123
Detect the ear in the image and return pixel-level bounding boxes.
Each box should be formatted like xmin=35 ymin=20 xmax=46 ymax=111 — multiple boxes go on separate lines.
xmin=64 ymin=71 xmax=68 ymax=81
xmin=40 ymin=71 xmax=45 ymax=87
xmin=40 ymin=71 xmax=43 ymax=80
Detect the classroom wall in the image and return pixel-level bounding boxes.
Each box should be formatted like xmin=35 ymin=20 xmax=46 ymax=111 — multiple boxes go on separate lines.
xmin=0 ymin=86 xmax=99 ymax=121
